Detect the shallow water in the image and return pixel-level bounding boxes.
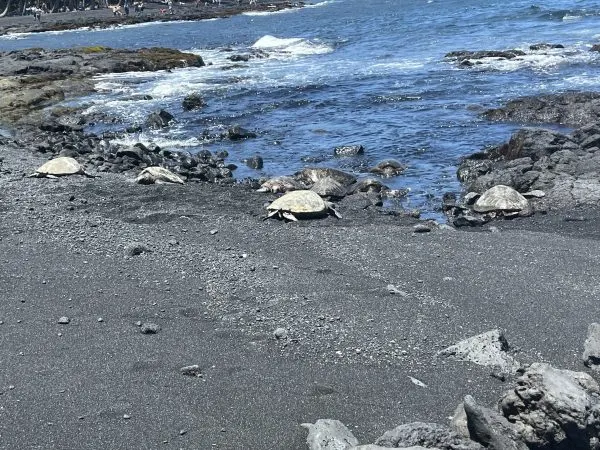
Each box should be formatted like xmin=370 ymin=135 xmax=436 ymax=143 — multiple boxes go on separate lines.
xmin=3 ymin=0 xmax=600 ymax=216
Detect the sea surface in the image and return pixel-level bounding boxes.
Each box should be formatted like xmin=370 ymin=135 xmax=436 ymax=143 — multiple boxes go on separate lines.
xmin=3 ymin=0 xmax=600 ymax=216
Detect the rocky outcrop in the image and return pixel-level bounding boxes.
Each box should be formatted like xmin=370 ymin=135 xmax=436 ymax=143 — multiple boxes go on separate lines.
xmin=304 ymin=363 xmax=600 ymax=450
xmin=454 ymin=123 xmax=600 ymax=210
xmin=0 ymin=47 xmax=204 ymax=125
xmin=499 ymin=363 xmax=600 ymax=449
xmin=483 ymin=92 xmax=600 ymax=127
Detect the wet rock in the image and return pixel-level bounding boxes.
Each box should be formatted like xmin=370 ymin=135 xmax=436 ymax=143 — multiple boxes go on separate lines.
xmin=437 ymin=330 xmax=521 ymax=374
xmin=583 ymin=323 xmax=600 ymax=370
xmin=529 ymin=43 xmax=564 ymax=51
xmin=228 ymin=125 xmax=257 ymax=140
xmin=499 ymin=363 xmax=600 ymax=449
xmin=483 ymin=92 xmax=600 ymax=127
xmin=145 ymin=109 xmax=174 ymax=129
xmin=182 ymin=92 xmax=205 ymax=111
xmin=445 ymin=49 xmax=526 ymax=63
xmin=334 ymin=145 xmax=364 ymax=157
xmin=242 ymin=155 xmax=264 ymax=170
xmin=301 ymin=419 xmax=359 ymax=450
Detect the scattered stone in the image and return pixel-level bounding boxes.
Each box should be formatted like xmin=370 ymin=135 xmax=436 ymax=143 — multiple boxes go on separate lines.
xmin=180 ymin=365 xmax=202 ymax=377
xmin=124 ymin=242 xmax=151 ymax=257
xmin=437 ymin=329 xmax=521 ymax=374
xmin=123 ymin=414 xmax=131 ymax=420
xmin=583 ymin=322 xmax=600 ymax=370
xmin=273 ymin=327 xmax=288 ymax=340
xmin=58 ymin=316 xmax=70 ymax=324
xmin=179 ymin=429 xmax=187 ymax=435
xmin=301 ymin=419 xmax=359 ymax=450
xmin=97 ymin=317 xmax=104 ymax=323
xmin=140 ymin=322 xmax=161 ymax=334
xmin=209 ymin=229 xmax=218 ymax=235
xmin=408 ymin=376 xmax=427 ymax=388
xmin=387 ymin=284 xmax=408 ymax=297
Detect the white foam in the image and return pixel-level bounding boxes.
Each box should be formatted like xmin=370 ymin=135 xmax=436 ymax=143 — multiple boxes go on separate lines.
xmin=111 ymin=134 xmax=201 ymax=149
xmin=452 ymin=46 xmax=596 ymax=73
xmin=251 ymin=34 xmax=332 ymax=56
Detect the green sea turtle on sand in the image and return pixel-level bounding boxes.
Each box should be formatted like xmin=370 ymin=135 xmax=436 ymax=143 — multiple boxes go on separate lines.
xmin=136 ymin=166 xmax=184 ymax=185
xmin=29 ymin=157 xmax=94 ymax=178
xmin=266 ymin=190 xmax=342 ymax=222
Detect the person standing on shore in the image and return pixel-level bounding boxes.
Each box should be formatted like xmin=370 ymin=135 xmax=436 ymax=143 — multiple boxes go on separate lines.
xmin=124 ymin=0 xmax=130 ymax=15
xmin=167 ymin=0 xmax=173 ymax=14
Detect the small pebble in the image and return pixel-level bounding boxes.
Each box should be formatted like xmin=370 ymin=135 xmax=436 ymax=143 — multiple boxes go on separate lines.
xmin=209 ymin=229 xmax=218 ymax=235
xmin=58 ymin=316 xmax=70 ymax=324
xmin=97 ymin=317 xmax=104 ymax=323
xmin=180 ymin=365 xmax=202 ymax=377
xmin=179 ymin=429 xmax=187 ymax=436
xmin=140 ymin=322 xmax=161 ymax=334
xmin=273 ymin=327 xmax=288 ymax=340
xmin=123 ymin=414 xmax=131 ymax=420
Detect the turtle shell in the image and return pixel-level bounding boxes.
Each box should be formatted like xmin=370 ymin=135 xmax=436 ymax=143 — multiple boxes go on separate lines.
xmin=310 ymin=177 xmax=347 ymax=198
xmin=267 ymin=190 xmax=328 ymax=216
xmin=136 ymin=166 xmax=184 ymax=184
xmin=350 ymin=178 xmax=389 ymax=194
xmin=473 ymin=185 xmax=529 ymax=213
xmin=36 ymin=157 xmax=82 ymax=176
xmin=369 ymin=159 xmax=407 ymax=177
xmin=295 ymin=167 xmax=356 ymax=187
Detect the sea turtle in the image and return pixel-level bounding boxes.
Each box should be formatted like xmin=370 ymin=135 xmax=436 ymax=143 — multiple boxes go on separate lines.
xmin=266 ymin=190 xmax=342 ymax=222
xmin=136 ymin=166 xmax=184 ymax=185
xmin=257 ymin=176 xmax=306 ymax=193
xmin=310 ymin=177 xmax=347 ymax=199
xmin=29 ymin=157 xmax=94 ymax=178
xmin=349 ymin=178 xmax=389 ymax=194
xmin=294 ymin=167 xmax=356 ymax=187
xmin=473 ymin=185 xmax=529 ymax=213
xmin=369 ymin=159 xmax=407 ymax=178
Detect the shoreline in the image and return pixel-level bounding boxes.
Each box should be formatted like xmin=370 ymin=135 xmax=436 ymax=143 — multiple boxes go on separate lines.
xmin=0 ymin=0 xmax=303 ymax=36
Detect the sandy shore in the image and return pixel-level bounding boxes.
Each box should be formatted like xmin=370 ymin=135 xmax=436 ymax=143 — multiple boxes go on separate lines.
xmin=1 ymin=6 xmax=600 ymax=450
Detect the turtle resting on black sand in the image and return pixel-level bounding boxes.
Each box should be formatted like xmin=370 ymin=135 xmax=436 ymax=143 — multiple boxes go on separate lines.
xmin=28 ymin=157 xmax=95 ymax=178
xmin=473 ymin=185 xmax=529 ymax=213
xmin=136 ymin=167 xmax=184 ymax=185
xmin=257 ymin=176 xmax=306 ymax=193
xmin=266 ymin=190 xmax=342 ymax=222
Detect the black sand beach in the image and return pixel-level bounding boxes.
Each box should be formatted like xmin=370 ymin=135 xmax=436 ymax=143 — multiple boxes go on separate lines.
xmin=1 ymin=6 xmax=600 ymax=450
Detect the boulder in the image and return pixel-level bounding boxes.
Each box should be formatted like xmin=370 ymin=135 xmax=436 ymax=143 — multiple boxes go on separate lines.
xmin=437 ymin=330 xmax=521 ymax=374
xmin=145 ymin=109 xmax=174 ymax=129
xmin=228 ymin=125 xmax=257 ymax=140
xmin=301 ymin=419 xmax=359 ymax=450
xmin=499 ymin=363 xmax=600 ymax=449
xmin=374 ymin=422 xmax=482 ymax=449
xmin=334 ymin=145 xmax=364 ymax=157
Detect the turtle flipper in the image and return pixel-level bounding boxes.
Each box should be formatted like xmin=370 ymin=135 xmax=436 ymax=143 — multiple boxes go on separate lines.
xmin=282 ymin=211 xmax=298 ymax=222
xmin=83 ymin=171 xmax=98 ymax=178
xmin=329 ymin=206 xmax=342 ymax=219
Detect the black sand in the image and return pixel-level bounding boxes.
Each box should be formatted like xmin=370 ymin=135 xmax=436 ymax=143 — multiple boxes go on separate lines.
xmin=1 ymin=6 xmax=600 ymax=450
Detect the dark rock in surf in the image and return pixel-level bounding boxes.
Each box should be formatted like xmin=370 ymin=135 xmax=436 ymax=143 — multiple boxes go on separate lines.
xmin=529 ymin=43 xmax=564 ymax=50
xmin=228 ymin=125 xmax=257 ymax=140
xmin=242 ymin=155 xmax=264 ymax=170
xmin=182 ymin=92 xmax=206 ymax=111
xmin=145 ymin=109 xmax=174 ymax=129
xmin=334 ymin=145 xmax=364 ymax=157
xmin=445 ymin=49 xmax=526 ymax=62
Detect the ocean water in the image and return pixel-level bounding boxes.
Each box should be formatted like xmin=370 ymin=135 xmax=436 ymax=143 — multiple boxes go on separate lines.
xmin=3 ymin=0 xmax=600 ymax=215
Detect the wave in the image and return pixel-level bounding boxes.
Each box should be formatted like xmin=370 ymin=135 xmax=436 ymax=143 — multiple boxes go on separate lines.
xmin=251 ymin=35 xmax=333 ymax=56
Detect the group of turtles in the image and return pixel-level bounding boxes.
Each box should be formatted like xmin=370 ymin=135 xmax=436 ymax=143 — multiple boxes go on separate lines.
xmin=28 ymin=156 xmax=538 ymax=224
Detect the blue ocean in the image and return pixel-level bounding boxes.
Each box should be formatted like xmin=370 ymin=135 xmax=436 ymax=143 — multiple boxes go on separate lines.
xmin=3 ymin=0 xmax=600 ymax=215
